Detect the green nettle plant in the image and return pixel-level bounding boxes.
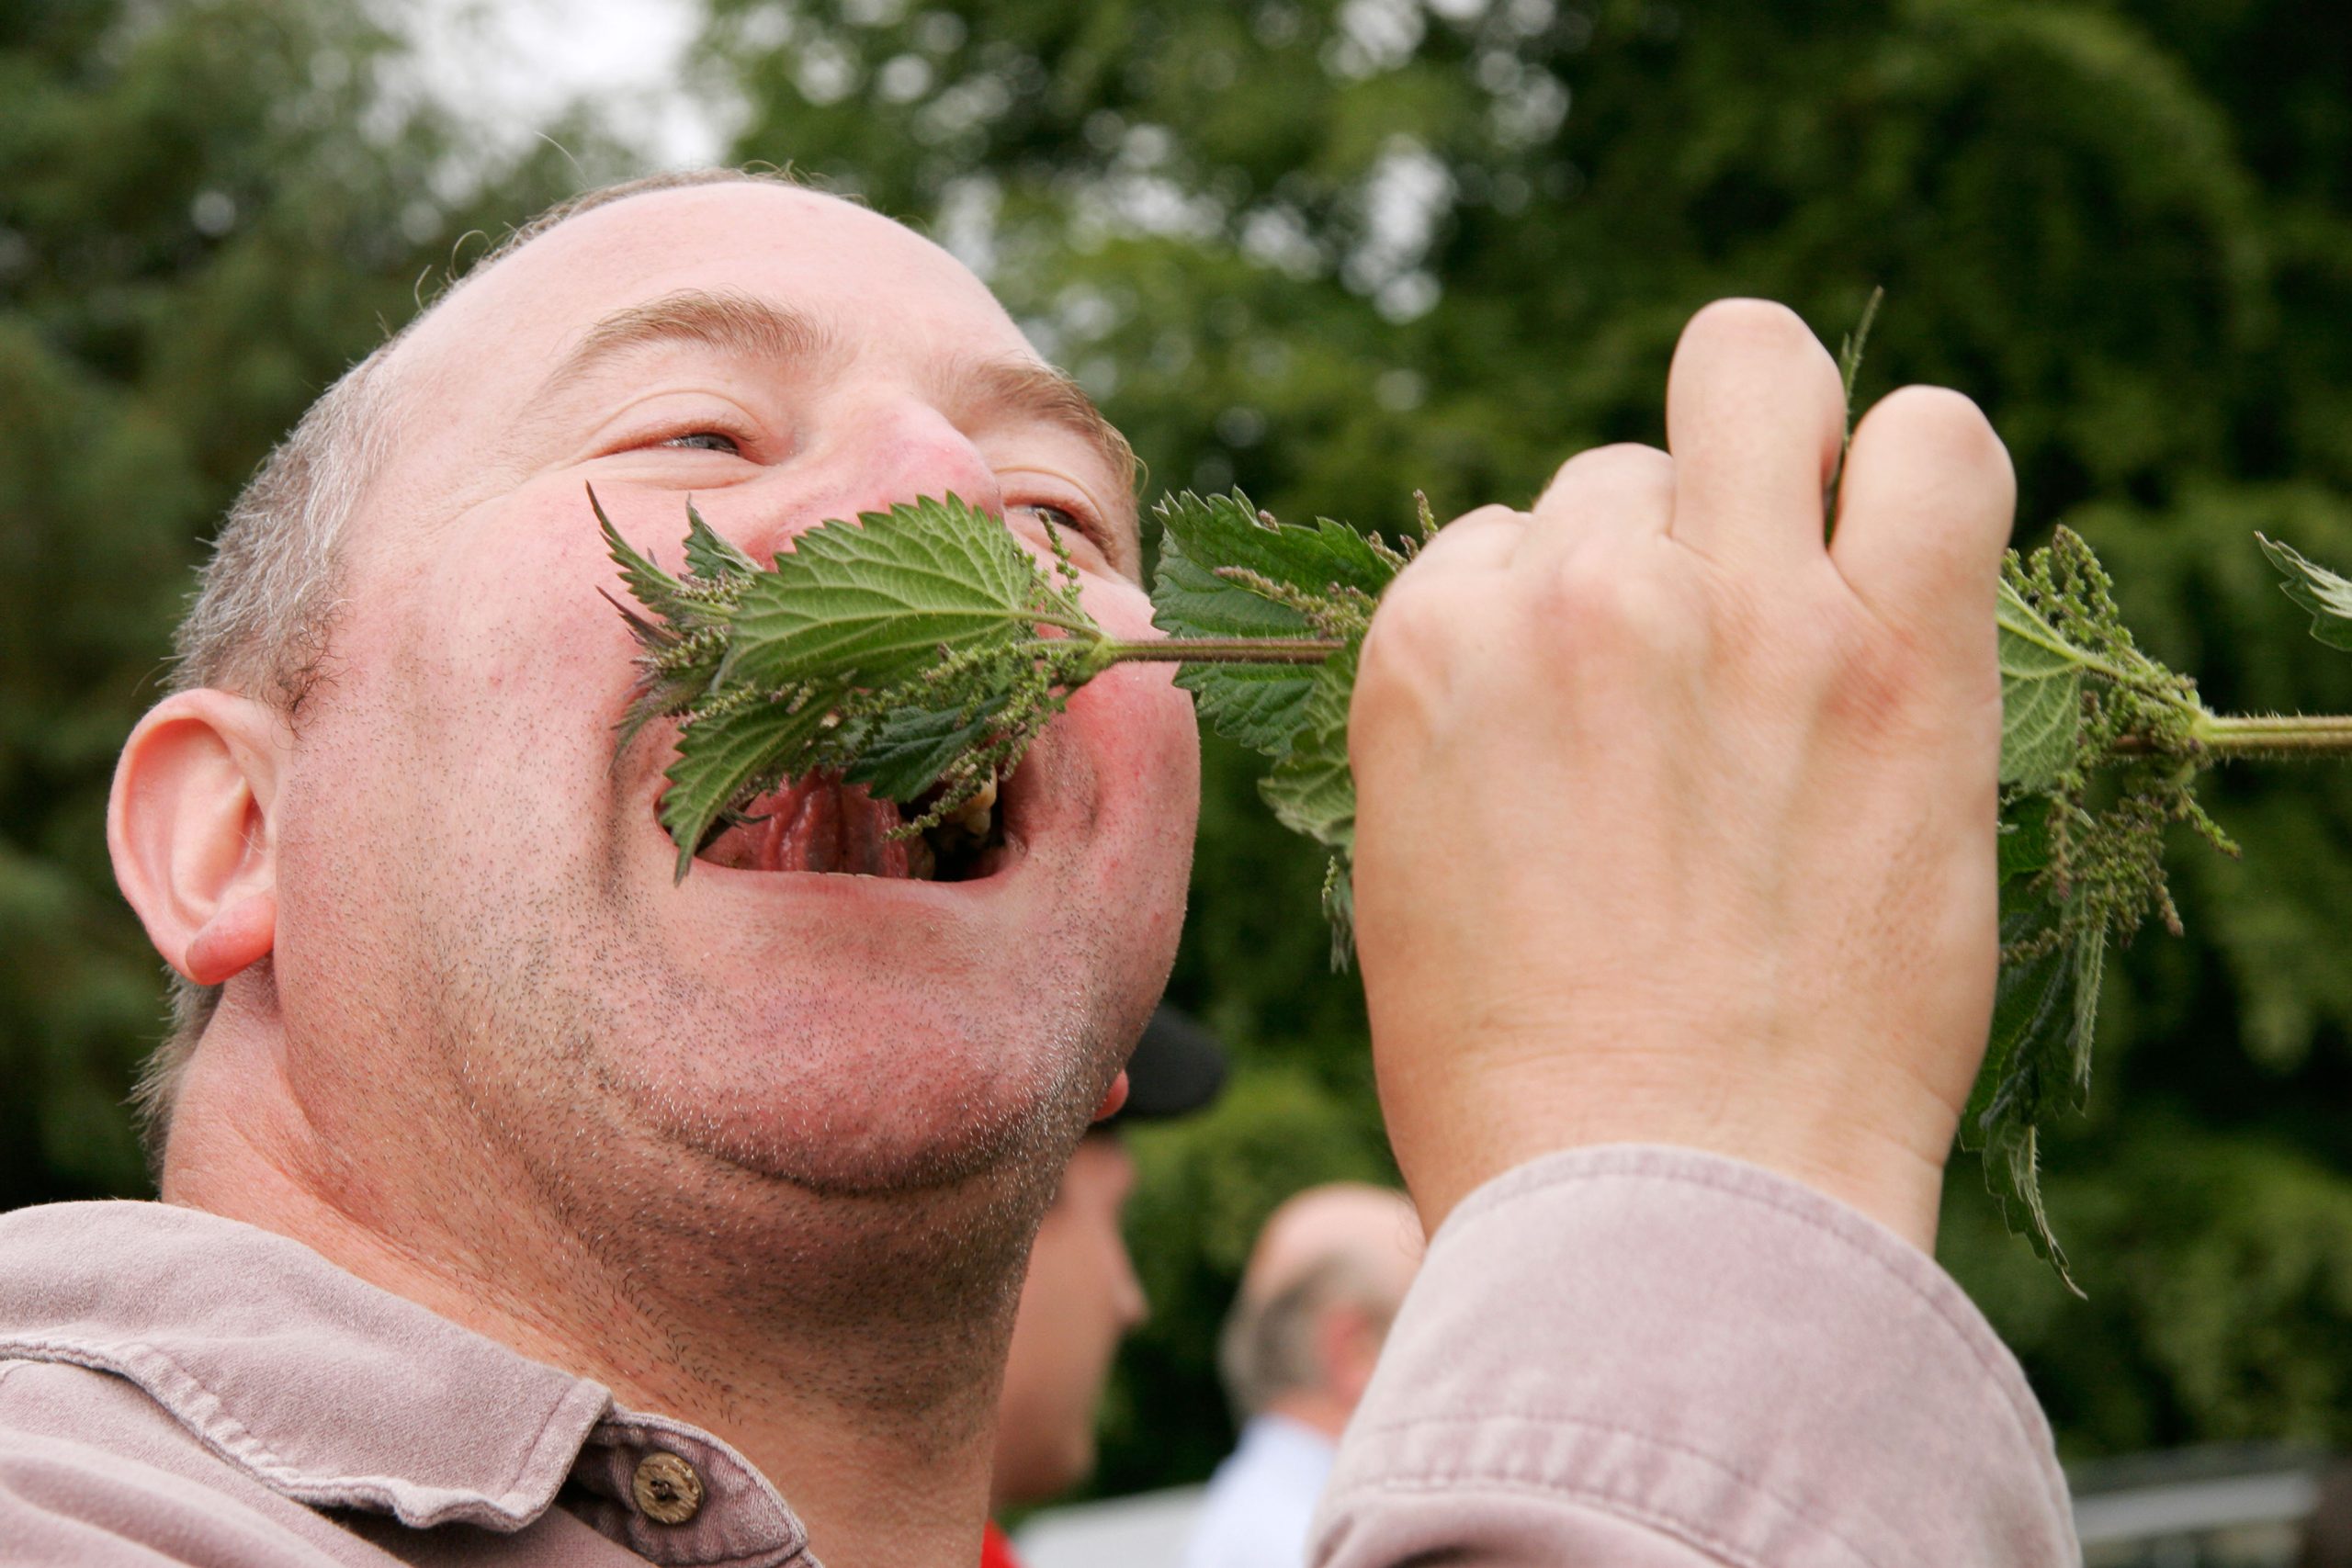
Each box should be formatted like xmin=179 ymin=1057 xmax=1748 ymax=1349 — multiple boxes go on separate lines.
xmin=601 ymin=345 xmax=2352 ymax=1292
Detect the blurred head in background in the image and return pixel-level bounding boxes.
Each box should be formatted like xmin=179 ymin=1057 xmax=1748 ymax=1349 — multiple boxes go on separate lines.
xmin=1180 ymin=1183 xmax=1423 ymax=1568
xmin=991 ymin=1007 xmax=1227 ymax=1511
xmin=1217 ymin=1183 xmax=1424 ymax=1441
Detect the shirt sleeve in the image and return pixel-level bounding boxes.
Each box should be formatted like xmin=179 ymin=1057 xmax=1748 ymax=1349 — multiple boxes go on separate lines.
xmin=1311 ymin=1145 xmax=2078 ymax=1568
xmin=0 ymin=1428 xmax=348 ymax=1567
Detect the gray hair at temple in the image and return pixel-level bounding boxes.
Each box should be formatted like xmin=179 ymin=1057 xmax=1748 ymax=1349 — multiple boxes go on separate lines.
xmin=1215 ymin=1183 xmax=1424 ymax=1420
xmin=1217 ymin=1254 xmax=1401 ymax=1418
xmin=133 ymin=166 xmax=826 ymax=1166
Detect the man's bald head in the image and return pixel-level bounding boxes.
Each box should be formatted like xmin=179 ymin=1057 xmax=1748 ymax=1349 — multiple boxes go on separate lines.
xmin=1242 ymin=1182 xmax=1423 ymax=1307
xmin=1217 ymin=1183 xmax=1423 ymax=1433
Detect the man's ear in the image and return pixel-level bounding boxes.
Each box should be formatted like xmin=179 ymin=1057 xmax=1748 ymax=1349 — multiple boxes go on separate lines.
xmin=1317 ymin=1303 xmax=1384 ymax=1406
xmin=108 ymin=691 xmax=284 ymax=987
xmin=1090 ymin=1070 xmax=1131 ymax=1122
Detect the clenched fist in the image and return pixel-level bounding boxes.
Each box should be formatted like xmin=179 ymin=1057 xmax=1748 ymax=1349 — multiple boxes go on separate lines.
xmin=1350 ymin=299 xmax=2015 ymax=1252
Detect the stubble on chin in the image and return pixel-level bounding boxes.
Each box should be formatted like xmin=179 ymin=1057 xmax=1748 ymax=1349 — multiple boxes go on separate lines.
xmin=388 ymin=829 xmax=1127 ymax=1305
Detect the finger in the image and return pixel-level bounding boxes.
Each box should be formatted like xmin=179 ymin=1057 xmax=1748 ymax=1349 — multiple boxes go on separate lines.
xmin=1406 ymin=503 xmax=1528 ymax=579
xmin=1829 ymin=385 xmax=2015 ymax=652
xmin=1525 ymin=443 xmax=1675 ymax=559
xmin=1662 ymin=299 xmax=1846 ymax=570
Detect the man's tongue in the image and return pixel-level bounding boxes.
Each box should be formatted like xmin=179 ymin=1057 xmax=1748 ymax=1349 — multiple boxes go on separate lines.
xmin=712 ymin=776 xmax=920 ymax=877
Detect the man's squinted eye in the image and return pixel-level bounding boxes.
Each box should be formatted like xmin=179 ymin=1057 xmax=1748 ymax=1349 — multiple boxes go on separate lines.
xmin=657 ymin=430 xmax=1107 ymax=558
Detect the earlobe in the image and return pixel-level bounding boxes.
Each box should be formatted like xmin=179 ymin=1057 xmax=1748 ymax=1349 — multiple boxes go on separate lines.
xmin=1318 ymin=1305 xmax=1380 ymax=1404
xmin=108 ymin=692 xmax=284 ymax=987
xmin=183 ymin=892 xmax=277 ymax=987
xmin=1090 ymin=1071 xmax=1131 ymax=1123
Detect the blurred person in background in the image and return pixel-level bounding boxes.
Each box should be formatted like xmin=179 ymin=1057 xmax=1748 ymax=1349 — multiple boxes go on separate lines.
xmin=985 ymin=1008 xmax=1227 ymax=1568
xmin=1182 ymin=1185 xmax=1423 ymax=1568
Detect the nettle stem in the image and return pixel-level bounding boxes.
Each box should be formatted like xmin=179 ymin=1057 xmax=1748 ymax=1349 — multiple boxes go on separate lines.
xmin=1097 ymin=637 xmax=1346 ymax=666
xmin=2191 ymin=711 xmax=2352 ymax=759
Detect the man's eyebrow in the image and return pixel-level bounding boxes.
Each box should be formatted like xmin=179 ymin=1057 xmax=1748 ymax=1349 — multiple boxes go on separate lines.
xmin=949 ymin=355 xmax=1143 ymax=572
xmin=537 ymin=288 xmax=841 ymax=399
xmin=950 ymin=355 xmax=1141 ymax=510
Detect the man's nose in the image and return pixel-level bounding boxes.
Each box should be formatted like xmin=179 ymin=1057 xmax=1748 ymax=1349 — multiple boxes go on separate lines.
xmin=749 ymin=400 xmax=1004 ymax=557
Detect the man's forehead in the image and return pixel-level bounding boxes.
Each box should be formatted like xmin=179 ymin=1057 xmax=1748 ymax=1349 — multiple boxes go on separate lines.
xmin=394 ymin=182 xmax=1024 ymax=401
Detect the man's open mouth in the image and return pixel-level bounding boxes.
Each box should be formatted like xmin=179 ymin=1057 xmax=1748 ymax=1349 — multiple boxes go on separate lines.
xmin=694 ymin=772 xmax=1009 ymax=882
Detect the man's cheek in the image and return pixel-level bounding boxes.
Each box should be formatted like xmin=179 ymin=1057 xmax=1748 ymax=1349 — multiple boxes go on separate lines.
xmin=1076 ymin=571 xmax=1160 ymax=641
xmin=1069 ymin=663 xmax=1198 ymax=800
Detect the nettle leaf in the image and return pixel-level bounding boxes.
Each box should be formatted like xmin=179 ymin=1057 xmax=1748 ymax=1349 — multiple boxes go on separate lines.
xmin=597 ymin=489 xmax=742 ymax=747
xmin=2257 ymin=534 xmax=2352 ymax=651
xmin=1962 ymin=869 xmax=2103 ymax=1296
xmin=1154 ymin=491 xmax=1396 ymax=756
xmin=596 ymin=488 xmax=693 ymax=626
xmin=1153 ymin=491 xmax=1317 ymax=640
xmin=1996 ymin=577 xmax=2087 ymax=789
xmin=659 ymin=694 xmax=837 ymax=882
xmin=1257 ymin=645 xmax=1363 ymax=967
xmin=722 ymin=495 xmax=1091 ymax=693
xmin=684 ymin=499 xmax=758 ymax=581
xmin=841 ymin=693 xmax=1016 ymax=803
xmin=1998 ymin=796 xmax=2054 ymax=886
xmin=1259 ymin=645 xmax=1360 ymax=850
xmin=613 ymin=494 xmax=1107 ymax=874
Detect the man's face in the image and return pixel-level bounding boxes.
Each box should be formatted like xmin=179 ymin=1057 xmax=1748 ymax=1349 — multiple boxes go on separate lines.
xmin=265 ymin=184 xmax=1198 ymax=1204
xmin=992 ymin=1134 xmax=1146 ymax=1506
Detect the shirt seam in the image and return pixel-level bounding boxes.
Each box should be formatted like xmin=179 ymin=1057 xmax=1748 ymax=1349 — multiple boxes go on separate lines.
xmin=501 ymin=1382 xmax=609 ymax=1515
xmin=0 ymin=1335 xmax=562 ymax=1526
xmin=1335 ymin=1410 xmax=1893 ymax=1568
xmin=1324 ymin=1470 xmax=1873 ymax=1568
xmin=1444 ymin=1152 xmax=2073 ymax=1526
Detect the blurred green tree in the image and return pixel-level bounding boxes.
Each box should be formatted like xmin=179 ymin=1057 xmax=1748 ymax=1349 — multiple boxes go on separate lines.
xmin=701 ymin=0 xmax=2352 ymax=1477
xmin=17 ymin=0 xmax=2352 ymax=1501
xmin=0 ymin=0 xmax=599 ymax=1207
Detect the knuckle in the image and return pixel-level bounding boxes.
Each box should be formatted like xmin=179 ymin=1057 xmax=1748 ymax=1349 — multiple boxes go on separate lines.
xmin=1683 ymin=298 xmax=1842 ymax=408
xmin=1539 ymin=442 xmax=1672 ymax=502
xmin=1449 ymin=502 xmax=1524 ymax=530
xmin=1539 ymin=554 xmax=1689 ymax=655
xmin=1689 ymin=298 xmax=1826 ymax=363
xmin=1358 ymin=580 xmax=1470 ymax=700
xmin=1863 ymin=385 xmax=2015 ymax=488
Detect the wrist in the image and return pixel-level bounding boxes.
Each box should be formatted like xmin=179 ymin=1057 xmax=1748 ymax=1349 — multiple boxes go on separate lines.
xmin=1379 ymin=1045 xmax=1957 ymax=1253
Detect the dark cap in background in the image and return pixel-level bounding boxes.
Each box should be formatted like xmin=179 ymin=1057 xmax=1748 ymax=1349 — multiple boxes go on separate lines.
xmin=1114 ymin=1004 xmax=1227 ymax=1122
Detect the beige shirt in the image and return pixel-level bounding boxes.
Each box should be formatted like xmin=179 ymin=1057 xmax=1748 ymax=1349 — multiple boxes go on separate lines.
xmin=0 ymin=1146 xmax=2078 ymax=1565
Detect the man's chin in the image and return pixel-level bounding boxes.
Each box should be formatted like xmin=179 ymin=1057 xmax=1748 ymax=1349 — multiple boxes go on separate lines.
xmin=666 ymin=1087 xmax=1075 ymax=1200
xmin=612 ymin=998 xmax=1123 ymax=1200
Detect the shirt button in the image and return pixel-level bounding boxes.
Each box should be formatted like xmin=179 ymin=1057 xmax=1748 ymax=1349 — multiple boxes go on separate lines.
xmin=631 ymin=1450 xmax=706 ymax=1526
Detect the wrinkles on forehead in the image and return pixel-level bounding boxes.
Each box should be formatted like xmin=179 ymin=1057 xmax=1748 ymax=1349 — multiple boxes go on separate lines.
xmin=536 ymin=288 xmax=845 ymax=403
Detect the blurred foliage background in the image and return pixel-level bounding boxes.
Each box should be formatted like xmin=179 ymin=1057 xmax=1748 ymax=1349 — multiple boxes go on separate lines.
xmin=13 ymin=0 xmax=2352 ymax=1500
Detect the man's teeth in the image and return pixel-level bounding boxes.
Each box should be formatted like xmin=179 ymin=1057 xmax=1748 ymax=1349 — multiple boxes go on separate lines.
xmin=951 ymin=776 xmax=999 ymax=840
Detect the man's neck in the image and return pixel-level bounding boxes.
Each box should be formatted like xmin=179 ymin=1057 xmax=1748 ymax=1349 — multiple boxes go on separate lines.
xmin=1259 ymin=1393 xmax=1354 ymax=1443
xmin=162 ymin=1017 xmax=1042 ymax=1568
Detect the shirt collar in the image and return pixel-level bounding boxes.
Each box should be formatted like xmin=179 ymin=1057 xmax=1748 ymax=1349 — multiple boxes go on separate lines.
xmin=1241 ymin=1412 xmax=1340 ymax=1476
xmin=0 ymin=1201 xmax=808 ymax=1565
